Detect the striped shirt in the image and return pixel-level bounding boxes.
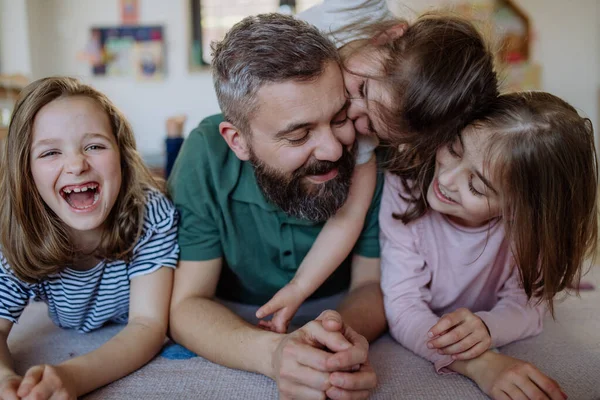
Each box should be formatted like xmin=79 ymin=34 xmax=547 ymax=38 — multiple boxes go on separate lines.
xmin=0 ymin=189 xmax=179 ymax=333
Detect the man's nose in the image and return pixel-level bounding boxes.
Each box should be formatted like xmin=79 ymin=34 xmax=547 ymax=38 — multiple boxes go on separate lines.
xmin=313 ymin=127 xmax=343 ymax=163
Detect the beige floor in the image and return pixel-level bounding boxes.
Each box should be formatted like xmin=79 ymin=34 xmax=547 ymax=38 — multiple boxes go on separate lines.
xmin=6 ymin=264 xmax=600 ymax=399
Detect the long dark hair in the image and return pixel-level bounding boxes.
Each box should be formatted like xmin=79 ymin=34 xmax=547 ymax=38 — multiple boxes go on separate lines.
xmin=339 ymin=12 xmax=499 ymax=219
xmin=400 ymin=92 xmax=598 ymax=315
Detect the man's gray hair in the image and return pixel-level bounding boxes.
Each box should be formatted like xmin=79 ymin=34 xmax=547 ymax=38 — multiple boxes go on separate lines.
xmin=211 ymin=13 xmax=341 ymax=135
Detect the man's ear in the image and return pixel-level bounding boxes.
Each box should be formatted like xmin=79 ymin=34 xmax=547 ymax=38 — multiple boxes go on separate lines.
xmin=219 ymin=121 xmax=250 ymax=161
xmin=371 ymin=23 xmax=407 ymax=46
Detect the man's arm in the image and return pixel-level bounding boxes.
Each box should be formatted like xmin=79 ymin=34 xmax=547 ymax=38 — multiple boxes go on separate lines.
xmin=169 ymin=259 xmax=280 ymax=376
xmin=170 ymin=260 xmax=366 ymax=400
xmin=337 ymin=254 xmax=386 ymax=342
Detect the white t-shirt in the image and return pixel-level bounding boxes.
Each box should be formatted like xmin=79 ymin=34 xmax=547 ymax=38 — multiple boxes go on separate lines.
xmin=298 ymin=0 xmax=394 ymax=164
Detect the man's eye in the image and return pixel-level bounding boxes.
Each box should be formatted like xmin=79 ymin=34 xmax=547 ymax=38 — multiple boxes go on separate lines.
xmin=287 ymin=132 xmax=309 ymax=145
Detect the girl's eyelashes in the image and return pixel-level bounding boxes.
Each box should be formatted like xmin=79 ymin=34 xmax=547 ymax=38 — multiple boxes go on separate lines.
xmin=85 ymin=144 xmax=105 ymax=151
xmin=332 ymin=117 xmax=349 ymax=127
xmin=40 ymin=150 xmax=60 ymax=158
xmin=447 ymin=142 xmax=460 ymax=158
xmin=358 ymin=81 xmax=365 ymax=98
xmin=468 ymin=175 xmax=484 ymax=197
xmin=367 ymin=119 xmax=376 ymax=134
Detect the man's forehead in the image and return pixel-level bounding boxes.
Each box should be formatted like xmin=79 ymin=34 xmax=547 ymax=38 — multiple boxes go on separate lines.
xmin=251 ymin=66 xmax=346 ymax=131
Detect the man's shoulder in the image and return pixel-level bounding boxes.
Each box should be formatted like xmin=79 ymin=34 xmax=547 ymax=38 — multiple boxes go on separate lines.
xmin=168 ymin=113 xmax=242 ymax=195
xmin=187 ymin=113 xmax=227 ymax=152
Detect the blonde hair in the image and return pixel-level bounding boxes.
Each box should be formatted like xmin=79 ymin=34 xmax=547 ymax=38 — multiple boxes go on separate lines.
xmin=0 ymin=76 xmax=161 ymax=282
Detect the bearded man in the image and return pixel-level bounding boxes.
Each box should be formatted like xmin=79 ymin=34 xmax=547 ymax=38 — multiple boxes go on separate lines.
xmin=168 ymin=13 xmax=385 ymax=400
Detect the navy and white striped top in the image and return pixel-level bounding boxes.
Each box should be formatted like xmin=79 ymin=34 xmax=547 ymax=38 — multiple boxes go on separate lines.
xmin=0 ymin=190 xmax=179 ymax=333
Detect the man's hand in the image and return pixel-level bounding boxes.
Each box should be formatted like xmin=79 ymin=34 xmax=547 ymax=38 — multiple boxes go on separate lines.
xmin=427 ymin=308 xmax=491 ymax=361
xmin=318 ymin=311 xmax=377 ymax=400
xmin=17 ymin=364 xmax=76 ymax=400
xmin=471 ymin=352 xmax=567 ymax=400
xmin=0 ymin=375 xmax=21 ymax=400
xmin=272 ymin=313 xmax=353 ymax=400
xmin=271 ymin=310 xmax=377 ymax=400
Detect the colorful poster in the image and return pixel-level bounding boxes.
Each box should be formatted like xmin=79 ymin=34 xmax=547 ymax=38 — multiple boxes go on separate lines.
xmin=89 ymin=25 xmax=165 ymax=80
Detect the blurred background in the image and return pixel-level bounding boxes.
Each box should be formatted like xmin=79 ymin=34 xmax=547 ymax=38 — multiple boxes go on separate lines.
xmin=1 ymin=0 xmax=598 ymax=168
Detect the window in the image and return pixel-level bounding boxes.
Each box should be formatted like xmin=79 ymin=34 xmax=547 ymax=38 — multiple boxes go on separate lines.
xmin=189 ymin=0 xmax=321 ymax=69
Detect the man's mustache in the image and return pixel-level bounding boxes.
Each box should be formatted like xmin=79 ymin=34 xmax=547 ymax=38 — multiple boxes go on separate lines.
xmin=297 ymin=159 xmax=340 ymax=177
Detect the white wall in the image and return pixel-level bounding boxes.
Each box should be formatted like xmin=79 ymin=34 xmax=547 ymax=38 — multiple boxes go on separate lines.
xmin=3 ymin=0 xmax=599 ymax=158
xmin=25 ymin=0 xmax=219 ymax=159
xmin=391 ymin=0 xmax=600 ymax=135
xmin=0 ymin=0 xmax=32 ymax=75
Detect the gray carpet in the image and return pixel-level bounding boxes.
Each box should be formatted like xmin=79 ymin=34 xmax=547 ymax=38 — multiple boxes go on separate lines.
xmin=8 ymin=266 xmax=600 ymax=399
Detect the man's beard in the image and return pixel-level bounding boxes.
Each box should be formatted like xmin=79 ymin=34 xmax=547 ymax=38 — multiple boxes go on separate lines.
xmin=249 ymin=143 xmax=356 ymax=222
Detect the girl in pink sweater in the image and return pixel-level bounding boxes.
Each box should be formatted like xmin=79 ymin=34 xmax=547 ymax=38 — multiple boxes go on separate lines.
xmin=380 ymin=91 xmax=597 ymax=400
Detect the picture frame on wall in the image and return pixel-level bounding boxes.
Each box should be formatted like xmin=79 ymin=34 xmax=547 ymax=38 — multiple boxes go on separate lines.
xmin=188 ymin=0 xmax=320 ymax=71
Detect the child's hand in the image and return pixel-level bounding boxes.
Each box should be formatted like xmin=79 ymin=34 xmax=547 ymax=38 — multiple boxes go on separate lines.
xmin=426 ymin=307 xmax=491 ymax=361
xmin=0 ymin=375 xmax=21 ymax=400
xmin=474 ymin=352 xmax=566 ymax=400
xmin=17 ymin=364 xmax=76 ymax=400
xmin=256 ymin=282 xmax=307 ymax=333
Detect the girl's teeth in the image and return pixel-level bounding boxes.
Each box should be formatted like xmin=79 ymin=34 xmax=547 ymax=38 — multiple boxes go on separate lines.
xmin=81 ymin=187 xmax=88 ymax=192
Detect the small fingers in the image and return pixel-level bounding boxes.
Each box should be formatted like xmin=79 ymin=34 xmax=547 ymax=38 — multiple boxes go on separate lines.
xmin=428 ymin=325 xmax=470 ymax=349
xmin=451 ymin=341 xmax=489 ymax=360
xmin=489 ymin=387 xmax=513 ymax=400
xmin=428 ymin=310 xmax=465 ymax=338
xmin=503 ymin=382 xmax=537 ymax=400
xmin=257 ymin=319 xmax=277 ymax=332
xmin=436 ymin=333 xmax=479 ymax=355
xmin=256 ymin=298 xmax=283 ymax=319
xmin=525 ymin=365 xmax=565 ymax=400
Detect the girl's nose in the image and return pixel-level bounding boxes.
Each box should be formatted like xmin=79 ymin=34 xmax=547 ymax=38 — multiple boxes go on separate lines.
xmin=65 ymin=154 xmax=89 ymax=175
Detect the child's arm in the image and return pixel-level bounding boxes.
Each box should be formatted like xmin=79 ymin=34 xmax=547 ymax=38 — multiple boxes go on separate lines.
xmin=425 ymin=307 xmax=491 ymax=361
xmin=16 ymin=267 xmax=173 ymax=399
xmin=0 ymin=319 xmax=21 ymax=399
xmin=474 ymin=265 xmax=545 ymax=348
xmin=256 ymin=157 xmax=377 ymax=333
xmin=427 ymin=265 xmax=544 ymax=360
xmin=450 ymin=351 xmax=566 ymax=400
xmin=379 ymin=172 xmax=457 ymax=373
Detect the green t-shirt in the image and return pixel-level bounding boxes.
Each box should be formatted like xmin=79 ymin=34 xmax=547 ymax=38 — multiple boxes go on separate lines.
xmin=168 ymin=114 xmax=384 ymax=305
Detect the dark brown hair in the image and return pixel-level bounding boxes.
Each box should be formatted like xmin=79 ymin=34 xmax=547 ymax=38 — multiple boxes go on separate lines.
xmin=0 ymin=77 xmax=162 ymax=282
xmin=400 ymin=91 xmax=598 ymax=315
xmin=340 ymin=12 xmax=499 ymax=218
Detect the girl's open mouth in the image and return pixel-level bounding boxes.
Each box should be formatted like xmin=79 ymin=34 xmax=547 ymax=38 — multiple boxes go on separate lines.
xmin=60 ymin=182 xmax=101 ymax=210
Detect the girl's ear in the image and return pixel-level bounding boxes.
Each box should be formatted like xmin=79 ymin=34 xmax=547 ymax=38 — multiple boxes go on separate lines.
xmin=372 ymin=23 xmax=408 ymax=46
xmin=219 ymin=121 xmax=250 ymax=160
